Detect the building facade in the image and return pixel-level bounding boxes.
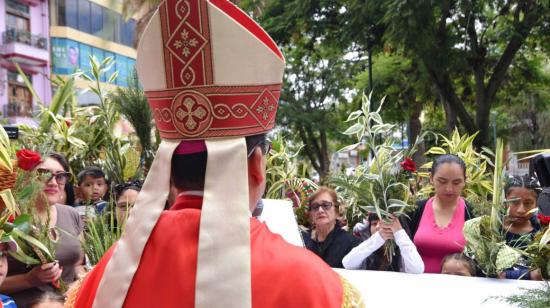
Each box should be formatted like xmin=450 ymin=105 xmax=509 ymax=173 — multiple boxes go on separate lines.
xmin=0 ymin=0 xmax=51 ymax=125
xmin=49 ymin=0 xmax=137 ymax=105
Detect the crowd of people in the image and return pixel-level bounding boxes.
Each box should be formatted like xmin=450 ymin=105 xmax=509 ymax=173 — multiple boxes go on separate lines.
xmin=0 ymin=151 xmax=142 ymax=308
xmin=0 ymin=151 xmax=544 ymax=307
xmin=302 ymin=154 xmax=546 ymax=281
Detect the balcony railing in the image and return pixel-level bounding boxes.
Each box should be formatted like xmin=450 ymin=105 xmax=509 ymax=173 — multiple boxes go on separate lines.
xmin=2 ymin=102 xmax=33 ymax=118
xmin=2 ymin=29 xmax=48 ymax=50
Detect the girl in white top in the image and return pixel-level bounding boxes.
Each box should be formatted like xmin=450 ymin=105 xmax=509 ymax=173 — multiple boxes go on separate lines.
xmin=343 ymin=214 xmax=424 ymax=274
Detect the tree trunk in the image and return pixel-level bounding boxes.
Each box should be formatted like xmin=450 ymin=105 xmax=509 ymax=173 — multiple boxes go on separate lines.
xmin=441 ymin=94 xmax=457 ymax=135
xmin=408 ymin=99 xmax=424 ymax=165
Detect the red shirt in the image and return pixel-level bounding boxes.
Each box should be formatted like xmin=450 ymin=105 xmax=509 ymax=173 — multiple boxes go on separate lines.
xmin=73 ymin=195 xmax=344 ymax=307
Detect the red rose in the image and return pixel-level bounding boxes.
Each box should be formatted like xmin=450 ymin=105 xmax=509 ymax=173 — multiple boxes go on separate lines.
xmin=400 ymin=157 xmax=417 ymax=173
xmin=538 ymin=212 xmax=550 ymax=226
xmin=16 ymin=149 xmax=42 ymax=171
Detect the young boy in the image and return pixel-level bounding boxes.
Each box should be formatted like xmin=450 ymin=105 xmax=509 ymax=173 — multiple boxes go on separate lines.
xmin=0 ymin=238 xmax=18 ymax=308
xmin=75 ymin=166 xmax=109 ymax=217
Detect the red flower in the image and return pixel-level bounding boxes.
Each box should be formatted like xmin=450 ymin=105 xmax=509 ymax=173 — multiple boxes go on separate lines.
xmin=7 ymin=215 xmax=14 ymax=223
xmin=538 ymin=212 xmax=550 ymax=226
xmin=16 ymin=149 xmax=42 ymax=171
xmin=65 ymin=119 xmax=72 ymax=128
xmin=400 ymin=157 xmax=417 ymax=172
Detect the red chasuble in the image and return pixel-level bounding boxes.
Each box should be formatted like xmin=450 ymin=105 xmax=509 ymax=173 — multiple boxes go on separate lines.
xmin=72 ymin=195 xmax=345 ymax=307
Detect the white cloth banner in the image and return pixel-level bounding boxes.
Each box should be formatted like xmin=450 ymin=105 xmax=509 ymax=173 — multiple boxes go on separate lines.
xmin=259 ymin=198 xmax=543 ymax=308
xmin=335 ymin=268 xmax=543 ymax=308
xmin=258 ymin=199 xmax=304 ymax=247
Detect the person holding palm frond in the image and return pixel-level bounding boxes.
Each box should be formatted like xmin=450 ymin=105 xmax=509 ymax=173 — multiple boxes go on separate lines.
xmin=498 ymin=175 xmax=543 ymax=280
xmin=343 ymin=212 xmax=423 ymax=273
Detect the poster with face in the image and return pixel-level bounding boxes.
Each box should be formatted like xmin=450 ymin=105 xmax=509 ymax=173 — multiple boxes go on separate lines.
xmin=69 ymin=46 xmax=79 ymax=66
xmin=51 ymin=39 xmax=80 ymax=75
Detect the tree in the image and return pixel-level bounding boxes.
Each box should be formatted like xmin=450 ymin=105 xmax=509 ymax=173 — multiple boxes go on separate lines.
xmin=381 ymin=0 xmax=550 ymax=148
xmin=239 ymin=1 xmax=363 ymax=179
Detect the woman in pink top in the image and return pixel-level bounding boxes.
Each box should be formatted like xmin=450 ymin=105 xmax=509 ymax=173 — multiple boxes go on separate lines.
xmin=409 ymin=155 xmax=473 ymax=273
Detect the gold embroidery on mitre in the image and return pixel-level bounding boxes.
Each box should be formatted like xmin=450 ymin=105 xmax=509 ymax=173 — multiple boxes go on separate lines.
xmin=339 ymin=274 xmax=365 ymax=308
xmin=250 ymin=89 xmax=278 ymax=129
xmin=170 ymin=90 xmax=213 ymax=137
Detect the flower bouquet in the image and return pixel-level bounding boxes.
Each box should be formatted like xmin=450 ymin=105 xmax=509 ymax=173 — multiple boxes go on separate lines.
xmin=332 ymin=94 xmax=424 ymax=262
xmin=0 ymin=126 xmax=63 ymax=290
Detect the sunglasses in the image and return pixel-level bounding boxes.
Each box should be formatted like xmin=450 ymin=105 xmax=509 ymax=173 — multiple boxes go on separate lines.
xmin=309 ymin=201 xmax=333 ymax=212
xmin=247 ymin=140 xmax=272 ymax=158
xmin=37 ymin=168 xmax=71 ymax=185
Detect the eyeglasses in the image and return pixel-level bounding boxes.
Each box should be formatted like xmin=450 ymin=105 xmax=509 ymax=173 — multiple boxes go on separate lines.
xmin=247 ymin=140 xmax=272 ymax=158
xmin=309 ymin=201 xmax=333 ymax=212
xmin=37 ymin=168 xmax=71 ymax=185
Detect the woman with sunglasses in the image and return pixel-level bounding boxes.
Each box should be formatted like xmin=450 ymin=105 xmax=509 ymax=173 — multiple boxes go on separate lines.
xmin=302 ymin=187 xmax=361 ymax=268
xmin=1 ymin=153 xmax=84 ymax=307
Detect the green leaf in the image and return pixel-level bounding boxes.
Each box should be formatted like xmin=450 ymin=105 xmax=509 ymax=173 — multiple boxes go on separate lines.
xmin=0 ymin=190 xmax=17 ymax=214
xmin=338 ymin=143 xmax=360 ymax=152
xmin=9 ymin=248 xmax=41 ymax=265
xmin=11 ymin=229 xmax=54 ymax=261
xmin=13 ymin=214 xmax=30 ymax=226
xmin=343 ymin=123 xmax=364 ymax=136
xmin=14 ymin=63 xmax=44 ymax=106
xmin=346 ymin=110 xmax=363 ymax=122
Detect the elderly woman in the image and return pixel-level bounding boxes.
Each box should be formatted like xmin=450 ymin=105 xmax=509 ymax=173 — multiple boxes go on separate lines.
xmin=0 ymin=153 xmax=84 ymax=307
xmin=302 ymin=187 xmax=361 ymax=268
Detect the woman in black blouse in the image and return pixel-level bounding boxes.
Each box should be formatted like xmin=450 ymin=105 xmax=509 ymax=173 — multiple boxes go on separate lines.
xmin=302 ymin=187 xmax=360 ymax=268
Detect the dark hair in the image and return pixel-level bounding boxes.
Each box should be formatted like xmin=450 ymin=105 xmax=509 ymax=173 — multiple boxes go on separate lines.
xmin=28 ymin=291 xmax=64 ymax=307
xmin=171 ymin=134 xmax=268 ymax=191
xmin=47 ymin=152 xmax=70 ymax=172
xmin=77 ymin=166 xmax=107 ymax=185
xmin=114 ymin=179 xmax=143 ymax=200
xmin=431 ymin=154 xmax=466 ymax=178
xmin=441 ymin=253 xmax=476 ymax=276
xmin=47 ymin=152 xmax=75 ymax=205
xmin=367 ymin=212 xmax=380 ymax=224
xmin=505 ymin=175 xmax=541 ymax=197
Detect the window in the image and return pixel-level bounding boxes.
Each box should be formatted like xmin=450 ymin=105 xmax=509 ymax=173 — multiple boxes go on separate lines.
xmin=122 ymin=19 xmax=136 ymax=47
xmin=65 ymin=0 xmax=78 ymax=29
xmin=57 ymin=0 xmax=66 ymax=26
xmin=54 ymin=0 xmax=135 ymax=47
xmin=78 ymin=0 xmax=91 ymax=33
xmin=115 ymin=54 xmax=128 ymax=87
xmin=7 ymin=70 xmax=33 ymax=117
xmin=91 ymin=3 xmax=103 ymax=35
xmin=113 ymin=14 xmax=122 ymax=44
xmin=6 ymin=0 xmax=29 ymax=15
xmin=6 ymin=13 xmax=29 ymax=32
xmin=102 ymin=9 xmax=115 ymax=41
xmin=6 ymin=0 xmax=30 ymax=32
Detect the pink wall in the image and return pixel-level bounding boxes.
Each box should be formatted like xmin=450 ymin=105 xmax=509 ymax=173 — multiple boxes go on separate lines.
xmin=0 ymin=0 xmax=51 ymax=122
xmin=29 ymin=0 xmax=52 ymax=106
